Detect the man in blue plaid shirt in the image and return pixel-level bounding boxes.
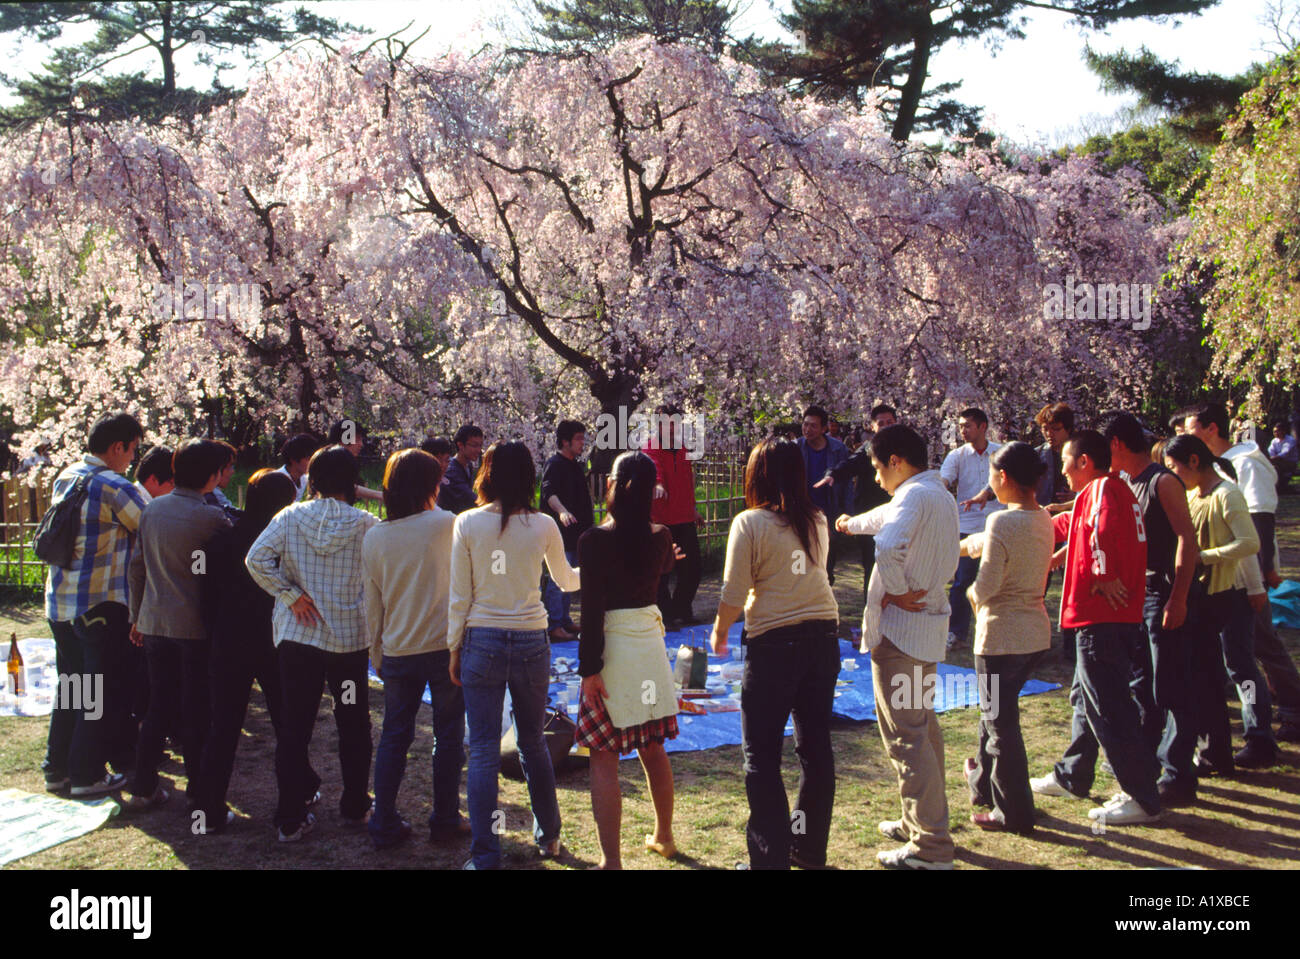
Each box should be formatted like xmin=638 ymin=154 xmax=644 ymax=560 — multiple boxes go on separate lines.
xmin=43 ymin=413 xmax=147 ymax=798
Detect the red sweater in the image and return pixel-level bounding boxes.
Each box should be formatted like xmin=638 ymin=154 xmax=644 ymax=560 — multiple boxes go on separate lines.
xmin=644 ymin=442 xmax=698 ymax=526
xmin=1052 ymin=473 xmax=1147 ymax=628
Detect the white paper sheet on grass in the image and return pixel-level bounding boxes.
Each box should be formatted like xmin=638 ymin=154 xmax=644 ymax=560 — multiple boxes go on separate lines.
xmin=0 ymin=788 xmax=120 ymax=865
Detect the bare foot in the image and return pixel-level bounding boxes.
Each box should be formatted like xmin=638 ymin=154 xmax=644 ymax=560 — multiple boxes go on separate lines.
xmin=645 ymin=834 xmax=677 ymax=859
xmin=589 ymin=861 xmax=622 ymax=870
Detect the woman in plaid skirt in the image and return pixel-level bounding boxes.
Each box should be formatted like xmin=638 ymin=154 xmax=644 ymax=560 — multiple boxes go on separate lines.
xmin=577 ymin=451 xmax=681 ymax=869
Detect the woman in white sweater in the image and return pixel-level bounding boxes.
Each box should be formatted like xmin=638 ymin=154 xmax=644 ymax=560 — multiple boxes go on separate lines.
xmin=362 ymin=449 xmax=461 ymax=849
xmin=960 ymin=441 xmax=1054 ymax=835
xmin=447 ymin=440 xmax=579 ymax=870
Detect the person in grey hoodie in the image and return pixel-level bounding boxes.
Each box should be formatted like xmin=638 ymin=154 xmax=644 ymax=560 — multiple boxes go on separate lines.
xmin=247 ymin=445 xmax=381 ymax=843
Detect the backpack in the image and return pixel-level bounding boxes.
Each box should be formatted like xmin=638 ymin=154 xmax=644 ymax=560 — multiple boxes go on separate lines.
xmin=33 ymin=467 xmax=106 ymax=568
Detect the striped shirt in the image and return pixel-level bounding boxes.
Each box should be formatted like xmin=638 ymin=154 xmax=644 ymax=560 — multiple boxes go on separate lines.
xmin=845 ymin=469 xmax=960 ymax=663
xmin=44 ymin=455 xmax=148 ymax=622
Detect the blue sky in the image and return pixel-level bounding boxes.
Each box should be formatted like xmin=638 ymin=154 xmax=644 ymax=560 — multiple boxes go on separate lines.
xmin=2 ymin=0 xmax=1289 ymax=146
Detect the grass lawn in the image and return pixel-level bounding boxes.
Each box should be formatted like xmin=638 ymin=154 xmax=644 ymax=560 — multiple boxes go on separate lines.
xmin=3 ymin=496 xmax=1299 ymax=870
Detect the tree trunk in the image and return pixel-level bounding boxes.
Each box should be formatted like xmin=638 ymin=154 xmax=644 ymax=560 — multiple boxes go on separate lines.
xmin=891 ymin=10 xmax=933 ymax=142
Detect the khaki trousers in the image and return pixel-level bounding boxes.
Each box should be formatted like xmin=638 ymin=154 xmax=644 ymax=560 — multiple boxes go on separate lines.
xmin=872 ymin=637 xmax=954 ymax=862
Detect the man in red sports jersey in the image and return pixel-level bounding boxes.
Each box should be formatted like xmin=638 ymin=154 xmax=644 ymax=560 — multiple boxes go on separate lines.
xmin=1029 ymin=429 xmax=1162 ymax=826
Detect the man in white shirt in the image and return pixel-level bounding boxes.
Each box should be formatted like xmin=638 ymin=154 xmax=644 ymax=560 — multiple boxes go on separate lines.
xmin=275 ymin=433 xmax=319 ymax=503
xmin=1187 ymin=404 xmax=1300 ymax=742
xmin=133 ymin=446 xmax=174 ymax=503
xmin=939 ymin=408 xmax=1002 ymax=650
xmin=1269 ymin=423 xmax=1297 ymax=491
xmin=836 ymin=424 xmax=959 ymax=870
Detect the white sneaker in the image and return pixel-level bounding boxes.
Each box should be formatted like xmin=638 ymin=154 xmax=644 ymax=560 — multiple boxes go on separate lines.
xmin=1030 ymin=772 xmax=1081 ymax=798
xmin=1087 ymin=792 xmax=1131 ymax=820
xmin=877 ymin=844 xmax=954 ymax=871
xmin=878 ymin=819 xmax=909 ymax=843
xmin=1087 ymin=795 xmax=1159 ymax=826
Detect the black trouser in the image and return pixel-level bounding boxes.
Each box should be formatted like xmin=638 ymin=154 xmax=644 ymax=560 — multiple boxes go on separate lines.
xmin=657 ymin=522 xmax=701 ymax=620
xmin=740 ymin=630 xmax=839 ymax=869
xmin=199 ymin=628 xmax=310 ymax=824
xmin=131 ymin=635 xmax=211 ymax=802
xmin=970 ymin=651 xmax=1043 ymax=832
xmin=274 ymin=641 xmax=372 ymax=830
xmin=43 ymin=601 xmax=128 ymax=788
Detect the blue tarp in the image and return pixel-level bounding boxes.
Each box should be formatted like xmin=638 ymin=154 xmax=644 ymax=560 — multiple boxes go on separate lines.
xmin=1271 ymin=580 xmax=1300 ymax=630
xmin=370 ymin=621 xmax=1061 ymax=757
xmin=549 ymin=622 xmax=1060 ymax=756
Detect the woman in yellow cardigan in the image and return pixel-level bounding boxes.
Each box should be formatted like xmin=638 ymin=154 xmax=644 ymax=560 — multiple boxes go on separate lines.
xmin=1163 ymin=435 xmax=1278 ymax=774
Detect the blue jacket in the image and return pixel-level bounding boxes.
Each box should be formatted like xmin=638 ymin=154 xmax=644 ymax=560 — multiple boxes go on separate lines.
xmin=797 ymin=436 xmax=851 ymax=518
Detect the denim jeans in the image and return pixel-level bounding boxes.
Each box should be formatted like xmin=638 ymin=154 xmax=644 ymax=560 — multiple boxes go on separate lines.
xmin=1193 ymin=588 xmax=1275 ymax=765
xmin=274 ymin=642 xmax=372 ymax=830
xmin=740 ymin=629 xmax=839 ymax=869
xmin=370 ymin=650 xmax=466 ymax=845
xmin=461 ymin=628 xmax=561 ymax=869
xmin=542 ymin=550 xmax=580 ymax=633
xmin=1137 ymin=581 xmax=1196 ymax=788
xmin=947 ymin=550 xmax=979 ymax=643
xmin=971 ymin=651 xmax=1043 ymax=832
xmin=43 ymin=601 xmax=126 ymax=787
xmin=1054 ymin=622 xmax=1162 ymax=814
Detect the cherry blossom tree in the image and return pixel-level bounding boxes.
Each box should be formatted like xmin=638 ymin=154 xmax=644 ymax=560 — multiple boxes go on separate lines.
xmin=0 ymin=37 xmax=1192 ymax=470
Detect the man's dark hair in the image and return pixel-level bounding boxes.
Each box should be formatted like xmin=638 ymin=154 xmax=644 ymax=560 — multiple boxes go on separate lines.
xmin=328 ymin=419 xmax=368 ymax=446
xmin=1167 ymin=408 xmax=1191 ymax=434
xmin=136 ymin=446 xmax=174 ymax=486
xmin=1035 ymin=402 xmax=1074 ymax=433
xmin=453 ymin=424 xmax=484 ymax=448
xmin=420 ymin=436 xmax=454 ymax=457
xmin=556 ymin=419 xmax=586 ymax=447
xmin=655 ymin=402 xmax=684 ymax=417
xmin=214 ymin=439 xmax=237 ymax=468
xmin=958 ymin=407 xmax=988 ymax=426
xmin=172 ymin=439 xmax=230 ymax=490
xmin=869 ymin=404 xmax=896 ymax=423
xmin=1276 ymin=422 xmax=1291 ymax=434
xmin=803 ymin=405 xmax=829 ymax=428
xmin=281 ymin=433 xmax=320 ymax=466
xmin=87 ymin=413 xmax=144 ymax=455
xmin=307 ymin=445 xmax=359 ymax=504
xmin=1066 ymin=430 xmax=1111 ymax=473
xmin=1098 ymin=411 xmax=1150 ymax=455
xmin=1190 ymin=402 xmax=1230 ymax=439
xmin=871 ymin=424 xmax=928 ymax=471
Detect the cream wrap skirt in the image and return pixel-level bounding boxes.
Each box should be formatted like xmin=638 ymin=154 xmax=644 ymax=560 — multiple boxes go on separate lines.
xmin=599 ymin=605 xmax=679 ymax=729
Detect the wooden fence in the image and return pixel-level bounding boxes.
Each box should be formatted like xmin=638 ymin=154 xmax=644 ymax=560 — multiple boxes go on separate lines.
xmin=1 ymin=473 xmax=54 ymax=589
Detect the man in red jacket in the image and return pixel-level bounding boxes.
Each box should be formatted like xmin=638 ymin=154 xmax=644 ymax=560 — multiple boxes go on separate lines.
xmin=645 ymin=404 xmax=704 ymax=627
xmin=1029 ymin=430 xmax=1162 ymax=826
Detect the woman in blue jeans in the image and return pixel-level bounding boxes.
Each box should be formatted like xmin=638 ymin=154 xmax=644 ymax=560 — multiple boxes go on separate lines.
xmin=363 ymin=449 xmax=463 ymax=848
xmin=710 ymin=437 xmax=840 ymax=869
xmin=447 ymin=441 xmax=580 ymax=869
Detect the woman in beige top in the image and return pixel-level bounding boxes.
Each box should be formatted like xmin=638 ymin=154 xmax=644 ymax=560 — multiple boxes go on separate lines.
xmin=960 ymin=441 xmax=1053 ymax=835
xmin=711 ymin=436 xmax=839 ymax=869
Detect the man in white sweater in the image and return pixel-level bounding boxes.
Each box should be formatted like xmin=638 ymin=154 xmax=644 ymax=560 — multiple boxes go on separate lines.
xmin=836 ymin=424 xmax=959 ymax=870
